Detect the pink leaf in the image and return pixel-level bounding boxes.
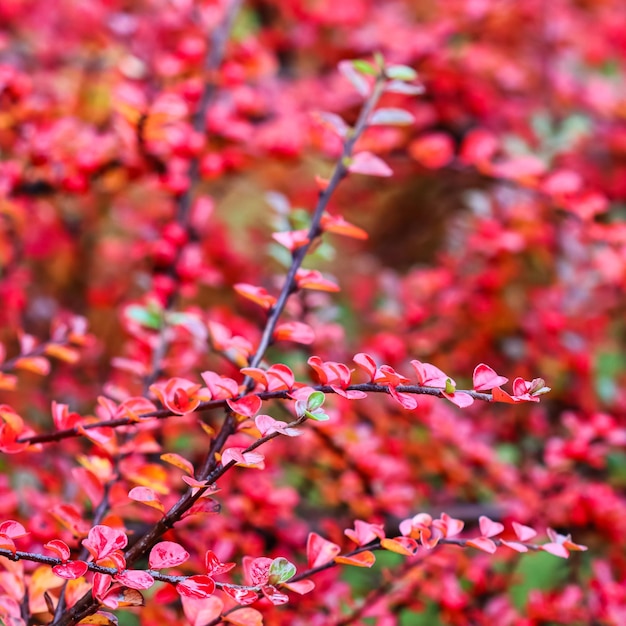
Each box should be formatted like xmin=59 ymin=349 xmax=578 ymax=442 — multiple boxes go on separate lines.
xmin=466 ymin=537 xmax=497 ymax=553
xmin=149 ymin=541 xmax=190 ymax=569
xmin=541 ymin=543 xmax=569 ymax=558
xmin=443 ymin=392 xmax=474 ymax=408
xmin=353 ymin=353 xmax=377 ymax=381
xmin=479 ymin=516 xmax=504 ymax=538
xmin=115 ymin=570 xmax=155 ymax=590
xmin=410 ymin=360 xmax=451 ymax=387
xmin=513 ymin=522 xmax=537 ymax=542
xmin=307 ymin=532 xmax=341 ymax=568
xmin=344 ymin=520 xmax=385 ymax=546
xmin=473 ymin=364 xmax=509 ymax=391
xmin=82 ymin=525 xmax=128 ymax=561
xmin=0 ymin=521 xmax=27 ymax=539
xmin=348 ymin=151 xmax=393 ymax=177
xmin=501 ymin=540 xmax=529 ymax=553
xmin=226 ymin=395 xmax=262 ymax=418
xmin=265 ymin=364 xmax=295 ymax=391
xmin=284 ymin=579 xmax=315 ymax=594
xmin=388 ymin=386 xmax=418 ymax=410
xmin=128 ymin=487 xmax=164 ymax=513
xmin=181 ymin=596 xmax=224 ymax=626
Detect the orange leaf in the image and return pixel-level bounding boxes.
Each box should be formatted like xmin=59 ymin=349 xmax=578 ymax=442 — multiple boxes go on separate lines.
xmin=233 ymin=284 xmax=277 ymax=310
xmin=44 ymin=344 xmax=80 ymax=364
xmin=334 ymin=551 xmax=376 ymax=568
xmin=321 ymin=214 xmax=368 ymax=240
xmin=161 ymin=453 xmax=194 ymax=475
xmin=381 ymin=537 xmax=418 ymax=556
xmin=14 ymin=356 xmax=50 ymax=376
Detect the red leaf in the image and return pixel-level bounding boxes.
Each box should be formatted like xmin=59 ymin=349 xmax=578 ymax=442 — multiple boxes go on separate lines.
xmin=205 ymin=550 xmax=236 ymax=576
xmin=44 ymin=539 xmax=71 ymax=561
xmin=149 ymin=541 xmax=190 ymax=569
xmin=479 ymin=516 xmax=504 ymax=538
xmin=52 ymin=560 xmax=89 ymax=580
xmin=473 ymin=364 xmax=509 ymax=391
xmin=177 ymin=575 xmax=216 ymax=599
xmin=459 ymin=128 xmax=498 ymax=167
xmin=409 ymin=132 xmax=454 ymax=169
xmin=222 ymin=586 xmax=259 ymax=605
xmin=491 ymin=386 xmax=522 ymax=404
xmin=261 ymin=584 xmax=289 ymax=605
xmin=307 ymin=532 xmax=341 ymax=568
xmin=348 ymin=151 xmax=393 ymax=177
xmin=224 ymin=607 xmax=264 ymax=625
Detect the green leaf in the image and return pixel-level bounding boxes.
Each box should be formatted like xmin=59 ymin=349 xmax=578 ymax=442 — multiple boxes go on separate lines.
xmin=444 ymin=378 xmax=456 ymax=394
xmin=509 ymin=551 xmax=568 ymax=610
xmin=126 ymin=305 xmax=163 ymax=330
xmin=351 ymin=59 xmax=377 ymax=76
xmin=385 ymin=64 xmax=417 ymax=81
xmin=268 ymin=557 xmax=296 ymax=585
xmin=305 ymin=409 xmax=330 ymax=422
xmin=306 ymin=391 xmax=325 ymax=411
xmin=369 ymin=108 xmax=415 ymax=126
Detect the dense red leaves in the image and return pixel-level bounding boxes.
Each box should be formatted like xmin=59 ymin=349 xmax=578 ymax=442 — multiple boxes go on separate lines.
xmin=0 ymin=0 xmax=623 ymax=624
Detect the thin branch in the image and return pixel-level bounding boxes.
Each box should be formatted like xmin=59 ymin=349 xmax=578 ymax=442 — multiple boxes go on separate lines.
xmin=17 ymin=384 xmax=494 ymax=445
xmin=245 ymin=70 xmax=388 ymax=374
